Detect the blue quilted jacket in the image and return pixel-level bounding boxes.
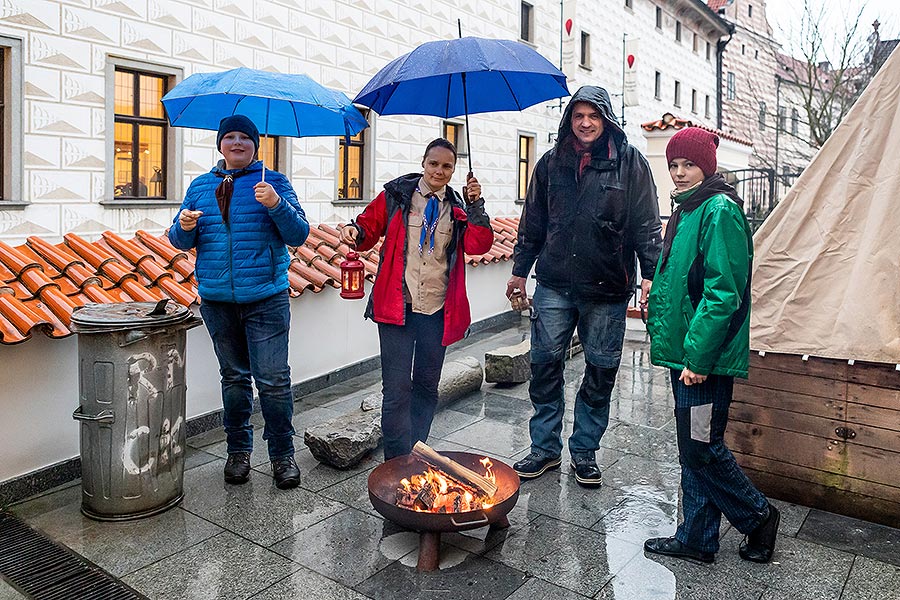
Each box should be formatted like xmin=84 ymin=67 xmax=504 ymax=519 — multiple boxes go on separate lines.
xmin=168 ymin=160 xmax=309 ymax=303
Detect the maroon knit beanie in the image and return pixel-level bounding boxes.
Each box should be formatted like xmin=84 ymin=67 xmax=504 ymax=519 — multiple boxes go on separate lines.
xmin=666 ymin=127 xmax=719 ymax=177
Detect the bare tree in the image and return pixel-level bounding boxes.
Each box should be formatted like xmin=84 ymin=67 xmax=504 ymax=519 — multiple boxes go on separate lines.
xmin=778 ymin=0 xmax=873 ymax=149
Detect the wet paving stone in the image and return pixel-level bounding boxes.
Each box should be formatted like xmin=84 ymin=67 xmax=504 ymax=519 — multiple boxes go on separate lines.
xmin=503 ymin=576 xmax=591 ymax=599
xmin=797 ymin=508 xmax=900 ymax=567
xmin=485 ymin=515 xmax=642 ymax=596
xmin=840 ymin=556 xmax=900 ymax=600
xmin=250 ymin=565 xmax=374 ymax=600
xmin=270 ymin=508 xmax=411 ymax=587
xmin=452 ymin=391 xmax=534 ymax=425
xmin=355 ymin=553 xmax=526 ymax=600
xmin=591 ymin=491 xmax=678 ymax=546
xmin=292 ymin=447 xmax=382 ymax=493
xmin=443 ymin=417 xmax=532 ymax=459
xmin=428 ymin=408 xmax=485 ymax=439
xmin=514 ymin=471 xmax=628 ymax=529
xmin=180 ymin=460 xmax=345 ymax=547
xmin=19 ymin=502 xmax=222 ymax=577
xmin=600 ymin=421 xmax=680 ymax=463
xmin=122 ymin=532 xmax=299 ymax=600
xmin=0 ymin=578 xmax=24 ymax=599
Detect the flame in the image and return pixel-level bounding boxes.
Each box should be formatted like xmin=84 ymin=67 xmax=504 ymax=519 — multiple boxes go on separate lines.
xmin=480 ymin=457 xmax=496 ymax=483
xmin=396 ymin=464 xmax=496 ymax=513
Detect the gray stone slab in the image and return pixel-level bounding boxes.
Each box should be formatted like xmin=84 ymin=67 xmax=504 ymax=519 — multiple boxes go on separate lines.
xmin=317 ymin=470 xmax=379 ymax=518
xmin=428 ymin=408 xmax=484 ymax=439
xmin=484 ymin=381 xmax=531 ymax=401
xmin=180 ymin=459 xmax=345 ymax=546
xmin=293 ymin=446 xmax=382 ymax=493
xmin=509 ymin=444 xmax=625 ymax=474
xmin=840 ymin=556 xmax=900 ymax=600
xmin=485 ymin=515 xmax=642 ymax=596
xmin=200 ymin=425 xmax=277 ymax=467
xmin=608 ymin=392 xmax=674 ymax=430
xmin=797 ymin=508 xmax=900 ymax=567
xmin=270 ymin=508 xmax=410 ymax=587
xmin=503 ymin=577 xmax=591 ymax=599
xmin=484 ymin=338 xmax=531 ymax=384
xmin=9 ymin=482 xmax=82 ymax=521
xmin=0 ymin=579 xmax=25 ymax=599
xmin=716 ymin=527 xmax=855 ymax=600
xmin=23 ymin=504 xmax=222 ymax=577
xmin=184 ymin=445 xmax=220 ymax=471
xmin=122 ymin=532 xmax=299 ymax=600
xmin=249 ymin=565 xmax=374 ymax=600
xmin=451 ymin=391 xmax=534 ymax=425
xmin=443 ymin=417 xmax=532 ymax=459
xmin=514 ymin=470 xmax=628 ymax=529
xmin=591 ymin=491 xmax=678 ymax=546
xmin=769 ymin=497 xmax=810 ymax=538
xmin=600 ymin=421 xmax=680 ymax=463
xmin=601 ymin=453 xmax=681 ymax=501
xmin=355 ymin=552 xmax=526 ymax=600
xmin=597 ymin=552 xmax=765 ymax=600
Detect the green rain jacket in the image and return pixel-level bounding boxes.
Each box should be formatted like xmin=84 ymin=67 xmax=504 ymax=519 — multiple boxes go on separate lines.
xmin=647 ymin=176 xmax=753 ymax=377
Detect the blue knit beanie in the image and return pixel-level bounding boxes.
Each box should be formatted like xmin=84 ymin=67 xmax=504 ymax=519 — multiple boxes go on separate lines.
xmin=216 ymin=115 xmax=259 ymax=152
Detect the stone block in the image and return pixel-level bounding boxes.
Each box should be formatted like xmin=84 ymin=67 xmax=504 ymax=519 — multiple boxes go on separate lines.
xmin=485 ymin=338 xmax=531 ymax=384
xmin=436 ymin=356 xmax=483 ymax=408
xmin=304 ymin=410 xmax=382 ymax=469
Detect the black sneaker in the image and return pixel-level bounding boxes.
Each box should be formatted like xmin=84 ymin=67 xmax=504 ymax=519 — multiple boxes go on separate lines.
xmin=513 ymin=452 xmax=561 ymax=479
xmin=739 ymin=503 xmax=780 ymax=563
xmin=271 ymin=456 xmax=301 ymax=490
xmin=644 ymin=536 xmax=715 ymax=564
xmin=224 ymin=452 xmax=251 ymax=484
xmin=570 ymin=458 xmax=602 ymax=488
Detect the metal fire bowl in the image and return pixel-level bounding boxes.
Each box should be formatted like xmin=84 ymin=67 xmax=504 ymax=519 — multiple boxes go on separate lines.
xmin=367 ymin=451 xmax=520 ymax=533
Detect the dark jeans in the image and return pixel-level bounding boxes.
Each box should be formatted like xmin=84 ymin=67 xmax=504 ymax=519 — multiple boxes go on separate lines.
xmin=528 ymin=284 xmax=627 ymax=460
xmin=671 ymin=370 xmax=769 ymax=553
xmin=378 ymin=306 xmax=447 ymax=460
xmin=200 ymin=291 xmax=295 ymax=460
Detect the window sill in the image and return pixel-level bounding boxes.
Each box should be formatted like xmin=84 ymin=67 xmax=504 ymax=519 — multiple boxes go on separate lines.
xmin=333 ymin=199 xmax=370 ymax=207
xmin=0 ymin=200 xmax=30 ymax=211
xmin=100 ymin=198 xmax=182 ymax=209
xmin=579 ymin=64 xmax=592 ymax=72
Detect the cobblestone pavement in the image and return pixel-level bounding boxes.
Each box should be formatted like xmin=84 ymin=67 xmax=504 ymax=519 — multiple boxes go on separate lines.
xmin=7 ymin=319 xmax=900 ymax=599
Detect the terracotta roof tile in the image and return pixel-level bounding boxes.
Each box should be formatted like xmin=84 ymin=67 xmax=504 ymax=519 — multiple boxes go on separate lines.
xmin=641 ymin=112 xmax=753 ymax=147
xmin=0 ymin=219 xmax=521 ymax=344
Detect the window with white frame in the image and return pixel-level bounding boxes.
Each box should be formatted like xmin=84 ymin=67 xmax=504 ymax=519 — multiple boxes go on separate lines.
xmin=705 ymin=94 xmax=711 ymax=118
xmin=691 ymin=89 xmax=697 ymax=113
xmin=674 ymin=80 xmax=681 ymax=107
xmin=0 ymin=36 xmax=23 ymax=204
xmin=442 ymin=120 xmax=467 ymax=159
xmin=675 ymin=21 xmax=682 ymax=42
xmin=726 ymin=72 xmax=736 ymax=100
xmin=656 ymin=7 xmax=662 ymax=29
xmin=654 ymin=71 xmax=661 ymax=99
xmin=791 ymin=108 xmax=799 ymax=134
xmin=693 ymin=32 xmax=699 ymax=53
xmin=758 ymin=101 xmax=766 ymax=130
xmin=520 ymin=2 xmax=534 ymax=42
xmin=580 ymin=32 xmax=591 ymax=67
xmin=706 ymin=41 xmax=711 ymax=61
xmin=517 ymin=134 xmax=535 ymax=202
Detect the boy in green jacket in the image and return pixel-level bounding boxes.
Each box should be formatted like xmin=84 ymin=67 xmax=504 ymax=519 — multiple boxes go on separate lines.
xmin=644 ymin=127 xmax=779 ymax=564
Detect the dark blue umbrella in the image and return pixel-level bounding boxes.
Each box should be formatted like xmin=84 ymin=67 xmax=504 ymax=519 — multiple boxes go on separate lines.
xmin=354 ymin=37 xmax=569 ymax=173
xmin=162 ymin=68 xmax=368 ymax=180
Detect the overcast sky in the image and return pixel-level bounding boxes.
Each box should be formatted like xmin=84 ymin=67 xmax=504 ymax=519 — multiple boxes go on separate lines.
xmin=764 ymin=0 xmax=899 ymax=55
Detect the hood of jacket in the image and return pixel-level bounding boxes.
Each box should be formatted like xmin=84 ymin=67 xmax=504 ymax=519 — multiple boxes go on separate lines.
xmin=556 ymin=86 xmax=626 ymax=151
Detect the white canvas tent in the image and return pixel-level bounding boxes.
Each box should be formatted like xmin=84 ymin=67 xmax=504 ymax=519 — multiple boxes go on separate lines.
xmin=751 ymin=48 xmax=900 ymax=365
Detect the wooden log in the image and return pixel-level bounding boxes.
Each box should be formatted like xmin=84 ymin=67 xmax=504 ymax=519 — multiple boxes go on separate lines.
xmin=411 ymin=441 xmax=498 ymax=498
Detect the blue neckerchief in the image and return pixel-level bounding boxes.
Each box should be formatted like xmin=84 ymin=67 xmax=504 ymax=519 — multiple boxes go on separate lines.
xmin=417 ymin=186 xmax=440 ymax=255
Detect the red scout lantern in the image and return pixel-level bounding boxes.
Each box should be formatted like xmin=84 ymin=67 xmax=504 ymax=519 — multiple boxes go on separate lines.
xmin=340 ymin=250 xmax=365 ymax=300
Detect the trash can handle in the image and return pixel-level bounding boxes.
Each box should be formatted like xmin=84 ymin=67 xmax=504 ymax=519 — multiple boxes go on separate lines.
xmin=148 ymin=298 xmax=169 ymax=316
xmin=72 ymin=407 xmax=115 ymax=424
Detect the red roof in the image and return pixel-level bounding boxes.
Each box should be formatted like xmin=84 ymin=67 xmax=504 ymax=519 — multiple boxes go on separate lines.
xmin=0 ymin=219 xmax=519 ymax=344
xmin=707 ymin=0 xmax=729 ymax=12
xmin=641 ymin=112 xmax=752 ymax=147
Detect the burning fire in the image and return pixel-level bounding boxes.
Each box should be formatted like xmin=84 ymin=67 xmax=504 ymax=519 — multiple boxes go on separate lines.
xmin=395 ymin=458 xmax=496 ymax=513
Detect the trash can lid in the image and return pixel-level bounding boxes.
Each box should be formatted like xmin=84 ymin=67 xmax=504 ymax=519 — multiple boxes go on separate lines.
xmin=71 ymin=299 xmax=192 ymax=329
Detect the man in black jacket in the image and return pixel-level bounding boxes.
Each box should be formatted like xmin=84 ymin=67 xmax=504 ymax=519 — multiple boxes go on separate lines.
xmin=507 ymin=86 xmax=662 ymax=487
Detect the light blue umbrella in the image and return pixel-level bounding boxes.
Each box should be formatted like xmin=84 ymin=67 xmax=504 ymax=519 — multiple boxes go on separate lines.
xmin=162 ymin=67 xmax=368 ymax=179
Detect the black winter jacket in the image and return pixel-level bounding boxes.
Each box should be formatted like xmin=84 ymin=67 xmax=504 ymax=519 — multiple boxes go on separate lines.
xmin=512 ymin=86 xmax=663 ymax=301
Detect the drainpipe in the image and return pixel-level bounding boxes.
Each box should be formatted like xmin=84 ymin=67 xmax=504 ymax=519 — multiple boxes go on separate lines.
xmin=716 ymin=25 xmax=734 ymax=130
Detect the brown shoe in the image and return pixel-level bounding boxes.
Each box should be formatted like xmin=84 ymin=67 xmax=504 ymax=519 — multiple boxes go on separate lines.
xmin=739 ymin=503 xmax=780 ymax=563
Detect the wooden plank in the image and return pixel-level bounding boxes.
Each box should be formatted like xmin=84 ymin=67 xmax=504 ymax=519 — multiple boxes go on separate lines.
xmin=847 ymin=383 xmax=900 ymax=411
xmin=749 ymin=352 xmax=849 ymax=380
xmin=732 ymin=385 xmax=844 ymax=420
xmin=739 ymin=367 xmax=847 ymax=400
xmin=846 ymin=402 xmax=900 ymax=432
xmin=736 ymin=460 xmax=900 ymax=528
xmin=846 ymin=363 xmax=900 ymax=389
xmin=848 ymin=423 xmax=900 ymax=454
xmin=730 ymin=401 xmax=841 ymax=439
xmin=734 ymin=451 xmax=900 ymax=505
xmin=726 ymin=420 xmax=900 ymax=489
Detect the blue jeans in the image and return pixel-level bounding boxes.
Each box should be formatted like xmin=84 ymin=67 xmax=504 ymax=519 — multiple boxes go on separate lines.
xmin=671 ymin=371 xmax=769 ymax=553
xmin=378 ymin=306 xmax=447 ymax=460
xmin=528 ymin=284 xmax=628 ymax=459
xmin=200 ymin=291 xmax=295 ymax=460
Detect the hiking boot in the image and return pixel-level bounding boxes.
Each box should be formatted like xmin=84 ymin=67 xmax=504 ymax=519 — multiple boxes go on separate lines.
xmin=739 ymin=503 xmax=780 ymax=563
xmin=224 ymin=452 xmax=251 ymax=484
xmin=570 ymin=458 xmax=602 ymax=488
xmin=513 ymin=452 xmax=561 ymax=479
xmin=644 ymin=537 xmax=715 ymax=564
xmin=271 ymin=456 xmax=301 ymax=490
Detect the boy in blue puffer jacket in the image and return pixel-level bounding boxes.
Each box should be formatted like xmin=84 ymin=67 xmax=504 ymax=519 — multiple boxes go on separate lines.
xmin=169 ymin=115 xmax=309 ymax=489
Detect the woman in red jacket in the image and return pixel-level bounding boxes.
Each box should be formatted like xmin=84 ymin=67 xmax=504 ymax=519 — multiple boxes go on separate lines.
xmin=340 ymin=138 xmax=493 ymax=459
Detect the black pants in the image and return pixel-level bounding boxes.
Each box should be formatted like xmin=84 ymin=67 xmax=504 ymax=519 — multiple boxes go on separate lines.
xmin=378 ymin=306 xmax=447 ymax=459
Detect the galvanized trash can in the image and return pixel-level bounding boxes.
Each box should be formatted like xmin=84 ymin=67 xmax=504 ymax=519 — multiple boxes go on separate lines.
xmin=70 ymin=299 xmax=202 ymax=521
